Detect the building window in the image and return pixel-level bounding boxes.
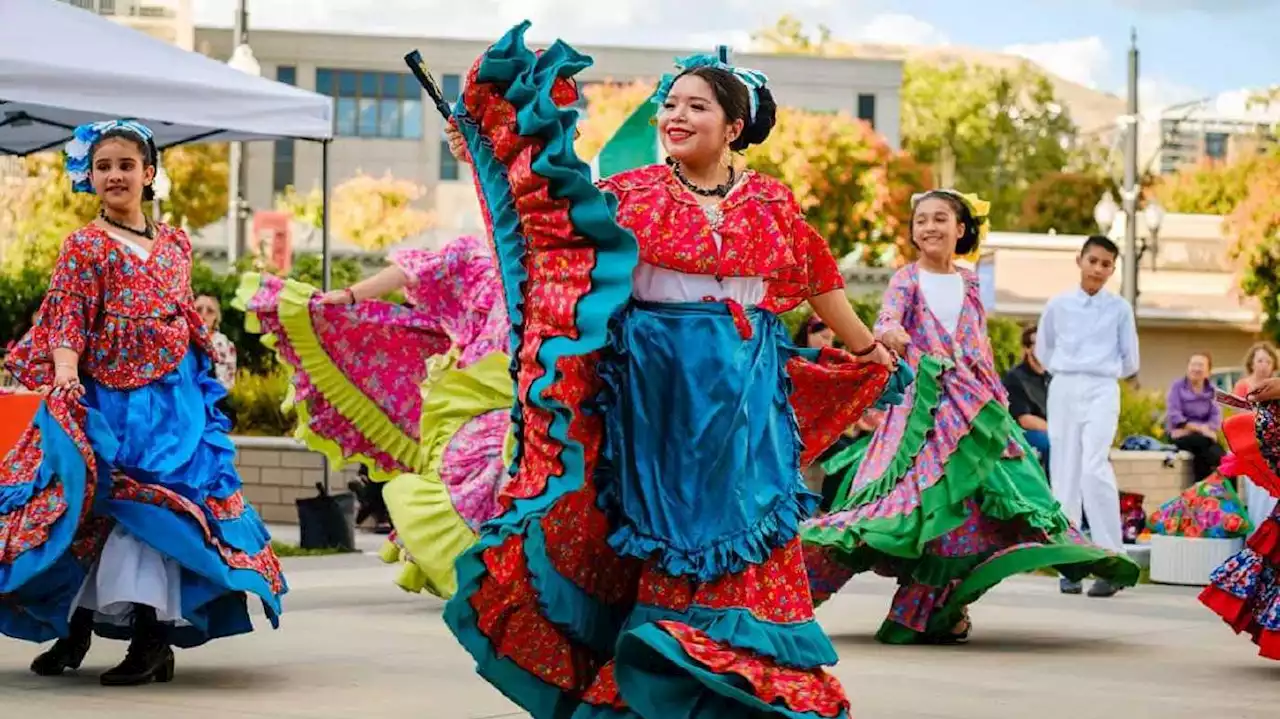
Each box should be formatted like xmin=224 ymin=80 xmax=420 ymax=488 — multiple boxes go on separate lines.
xmin=316 ymin=68 xmax=424 ymax=140
xmin=857 ymin=93 xmax=876 ymax=128
xmin=1205 ymin=132 xmax=1228 ymax=160
xmin=98 ymin=0 xmax=115 ymax=13
xmin=442 ymin=74 xmax=461 ymax=104
xmin=439 ymin=137 xmax=459 ymax=181
xmin=273 ymin=66 xmax=298 ymax=196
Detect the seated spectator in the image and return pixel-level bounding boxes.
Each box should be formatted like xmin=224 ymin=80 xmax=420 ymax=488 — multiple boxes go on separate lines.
xmin=1003 ymin=324 xmax=1051 ymax=471
xmin=1166 ymin=351 xmax=1226 ymax=484
xmin=194 ymin=294 xmax=237 ymax=391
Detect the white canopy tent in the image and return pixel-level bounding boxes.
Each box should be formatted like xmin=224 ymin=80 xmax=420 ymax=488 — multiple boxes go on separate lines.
xmin=0 ymin=0 xmax=339 ymax=285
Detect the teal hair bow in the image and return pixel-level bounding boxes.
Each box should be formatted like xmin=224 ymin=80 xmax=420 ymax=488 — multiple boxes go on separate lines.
xmin=652 ymin=50 xmax=769 ymax=121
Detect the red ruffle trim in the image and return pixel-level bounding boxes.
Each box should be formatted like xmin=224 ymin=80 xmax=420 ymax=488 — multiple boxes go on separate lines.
xmin=111 ymin=478 xmax=285 ymax=595
xmin=1199 ymin=513 xmax=1280 ymax=659
xmin=1199 ymin=584 xmax=1280 ymax=659
xmin=789 ymin=349 xmax=890 ymax=467
xmin=469 ymin=533 xmax=602 ymax=692
xmin=657 ymin=621 xmax=849 ymax=718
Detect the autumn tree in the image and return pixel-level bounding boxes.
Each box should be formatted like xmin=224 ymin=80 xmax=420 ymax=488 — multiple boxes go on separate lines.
xmin=1018 ymin=172 xmax=1116 ymax=234
xmin=746 ymin=108 xmax=930 ymax=264
xmin=751 ymin=16 xmax=1087 ymax=231
xmin=276 ymin=173 xmax=434 ymax=253
xmin=902 ymin=61 xmax=1079 ymax=230
xmin=1153 ymin=157 xmax=1257 ymax=216
xmin=1227 ymin=151 xmax=1280 ymax=340
xmin=0 ymin=153 xmax=98 ymax=275
xmin=750 ymin=14 xmax=840 ymax=55
xmin=160 ymin=143 xmax=229 ymax=231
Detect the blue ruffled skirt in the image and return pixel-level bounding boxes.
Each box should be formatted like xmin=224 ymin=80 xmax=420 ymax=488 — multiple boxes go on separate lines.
xmin=0 ymin=347 xmax=285 ymax=649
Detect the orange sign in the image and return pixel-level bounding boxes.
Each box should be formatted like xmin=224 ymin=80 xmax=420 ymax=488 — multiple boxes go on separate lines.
xmin=0 ymin=392 xmax=41 ymax=459
xmin=251 ymin=211 xmax=293 ymax=274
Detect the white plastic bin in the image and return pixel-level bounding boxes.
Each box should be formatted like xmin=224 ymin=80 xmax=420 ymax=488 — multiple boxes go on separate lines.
xmin=1148 ymin=534 xmax=1242 ymax=586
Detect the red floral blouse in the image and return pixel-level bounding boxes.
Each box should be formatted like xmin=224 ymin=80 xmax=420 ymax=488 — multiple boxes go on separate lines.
xmin=5 ymin=223 xmax=213 ymax=391
xmin=599 ymin=165 xmax=844 ymax=313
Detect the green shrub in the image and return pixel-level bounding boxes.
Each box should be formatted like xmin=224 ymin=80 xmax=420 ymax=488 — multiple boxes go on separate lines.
xmin=1116 ymin=380 xmax=1167 ymax=447
xmin=0 ymin=266 xmax=51 ymax=346
xmin=227 ymin=365 xmax=296 ymax=436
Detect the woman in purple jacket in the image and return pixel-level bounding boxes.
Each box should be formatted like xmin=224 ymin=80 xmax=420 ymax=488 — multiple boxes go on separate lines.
xmin=1166 ymin=351 xmax=1227 ymax=483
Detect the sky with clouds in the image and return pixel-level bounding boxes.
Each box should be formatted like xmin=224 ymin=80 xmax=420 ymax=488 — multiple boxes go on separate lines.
xmin=193 ymin=0 xmax=1278 ymax=111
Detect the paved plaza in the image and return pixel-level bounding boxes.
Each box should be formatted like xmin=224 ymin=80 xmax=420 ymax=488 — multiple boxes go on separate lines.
xmin=1 ymin=544 xmax=1276 ymax=719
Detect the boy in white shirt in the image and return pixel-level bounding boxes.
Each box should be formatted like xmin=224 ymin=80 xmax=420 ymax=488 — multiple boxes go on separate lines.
xmin=1035 ymin=235 xmax=1140 ymax=598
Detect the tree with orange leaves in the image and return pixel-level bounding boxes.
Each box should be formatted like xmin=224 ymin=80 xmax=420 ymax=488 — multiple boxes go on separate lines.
xmin=746 ymin=108 xmax=930 ymax=265
xmin=1227 ymin=151 xmax=1280 ymax=339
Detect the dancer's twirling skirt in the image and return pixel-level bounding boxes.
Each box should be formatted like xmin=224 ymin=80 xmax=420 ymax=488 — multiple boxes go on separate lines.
xmin=1200 ymin=407 xmax=1280 ymax=660
xmin=0 ymin=349 xmax=285 ymax=647
xmin=803 ymin=356 xmax=1139 ymax=645
xmin=236 ymin=267 xmax=510 ymax=598
xmin=440 ymin=22 xmax=896 ymax=718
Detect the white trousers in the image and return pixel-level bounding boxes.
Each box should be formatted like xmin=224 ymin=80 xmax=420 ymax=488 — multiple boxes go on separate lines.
xmin=1242 ymin=477 xmax=1279 ymax=534
xmin=1047 ymin=373 xmax=1124 ymax=552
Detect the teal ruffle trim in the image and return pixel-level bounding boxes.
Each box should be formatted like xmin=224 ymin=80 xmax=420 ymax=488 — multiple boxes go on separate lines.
xmin=451 ymin=21 xmax=637 ymax=536
xmin=615 ymin=625 xmax=851 ymax=719
xmin=605 ymin=491 xmax=819 ymax=582
xmin=442 ymin=22 xmax=639 ymax=719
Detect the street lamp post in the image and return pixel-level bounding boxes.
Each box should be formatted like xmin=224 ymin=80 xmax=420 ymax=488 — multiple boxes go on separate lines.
xmin=225 ymin=0 xmax=258 ymax=267
xmin=1121 ymin=28 xmax=1140 ymax=314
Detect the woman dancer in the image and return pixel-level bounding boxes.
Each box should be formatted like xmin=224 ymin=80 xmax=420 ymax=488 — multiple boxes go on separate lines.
xmin=1233 ymin=342 xmax=1280 ymax=529
xmin=235 ymin=233 xmax=510 ymax=598
xmin=0 ymin=120 xmax=284 ymax=685
xmin=1201 ymin=381 xmax=1280 ymax=660
xmin=802 ymin=189 xmax=1139 ymax=645
xmin=438 ymin=24 xmax=903 ymax=718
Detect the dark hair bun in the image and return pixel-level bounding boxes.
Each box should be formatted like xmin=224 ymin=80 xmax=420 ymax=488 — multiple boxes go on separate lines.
xmin=731 ymin=86 xmax=776 ymax=152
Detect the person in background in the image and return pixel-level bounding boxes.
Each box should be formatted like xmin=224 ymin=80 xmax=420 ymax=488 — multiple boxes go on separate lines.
xmin=1233 ymin=342 xmax=1280 ymax=529
xmin=1233 ymin=342 xmax=1277 ymax=399
xmin=1166 ymin=351 xmax=1226 ymax=484
xmin=194 ymin=294 xmax=236 ymax=391
xmin=1036 ymin=235 xmax=1139 ymax=597
xmin=1003 ymin=323 xmax=1051 ymax=472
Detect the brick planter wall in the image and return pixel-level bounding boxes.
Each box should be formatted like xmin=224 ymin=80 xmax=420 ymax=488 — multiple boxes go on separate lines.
xmin=1111 ymin=449 xmax=1193 ymax=513
xmin=232 ymin=436 xmax=364 ymax=525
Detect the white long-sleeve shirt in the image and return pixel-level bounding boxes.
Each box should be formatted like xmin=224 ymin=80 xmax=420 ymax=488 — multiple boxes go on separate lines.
xmin=1035 ymin=287 xmax=1140 ymax=380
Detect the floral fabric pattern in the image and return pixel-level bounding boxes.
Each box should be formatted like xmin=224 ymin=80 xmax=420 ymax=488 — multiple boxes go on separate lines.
xmin=209 ymin=331 xmax=237 ymax=390
xmin=6 ymin=224 xmax=212 ymax=392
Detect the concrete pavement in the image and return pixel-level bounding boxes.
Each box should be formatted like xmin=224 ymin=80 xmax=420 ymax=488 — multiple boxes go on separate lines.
xmin=1 ymin=549 xmax=1275 ymax=719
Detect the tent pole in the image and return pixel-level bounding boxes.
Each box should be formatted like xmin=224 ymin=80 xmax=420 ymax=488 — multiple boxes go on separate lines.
xmin=321 ymin=139 xmax=331 ymax=291
xmin=319 ymin=137 xmax=332 ymax=498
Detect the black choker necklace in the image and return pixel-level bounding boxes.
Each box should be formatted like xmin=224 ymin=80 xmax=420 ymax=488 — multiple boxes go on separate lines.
xmin=668 ymin=157 xmax=736 ymax=198
xmin=99 ymin=210 xmax=154 ymax=240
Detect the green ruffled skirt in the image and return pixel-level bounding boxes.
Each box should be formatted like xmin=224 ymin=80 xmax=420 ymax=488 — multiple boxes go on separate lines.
xmin=801 ymin=355 xmax=1140 ymax=644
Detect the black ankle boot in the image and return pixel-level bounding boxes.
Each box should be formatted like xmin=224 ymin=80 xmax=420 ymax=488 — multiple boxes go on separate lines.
xmin=100 ymin=605 xmax=174 ymax=687
xmin=30 ymin=608 xmax=94 ymax=677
